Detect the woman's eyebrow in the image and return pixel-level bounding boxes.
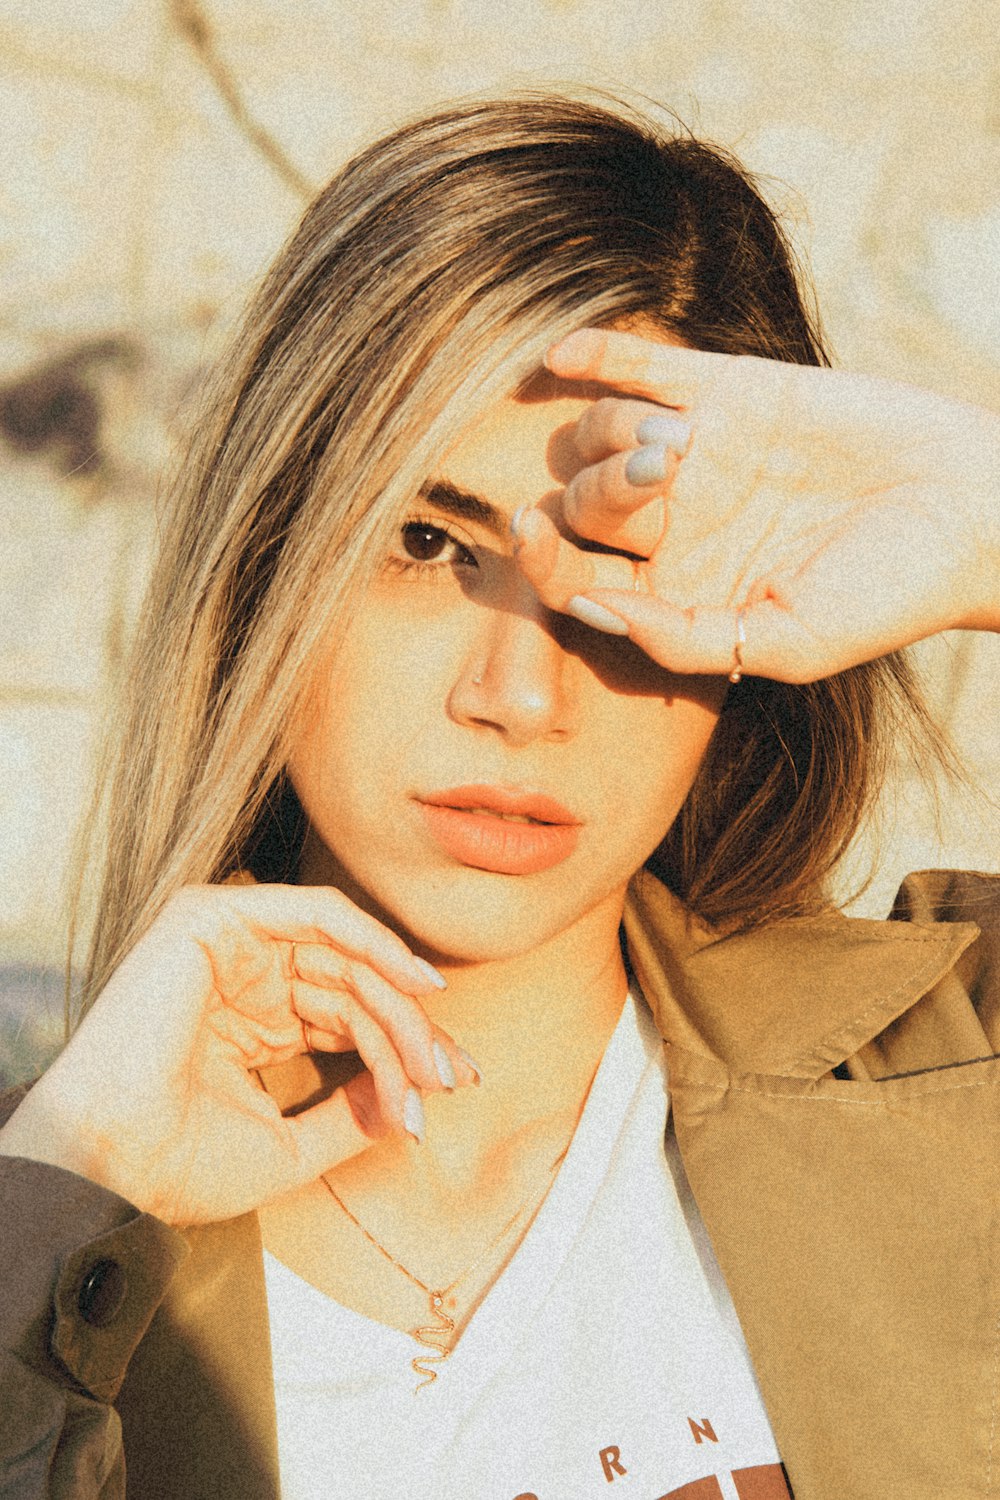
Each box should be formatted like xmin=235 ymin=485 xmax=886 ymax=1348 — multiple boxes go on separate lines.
xmin=416 ymin=480 xmax=509 ymax=539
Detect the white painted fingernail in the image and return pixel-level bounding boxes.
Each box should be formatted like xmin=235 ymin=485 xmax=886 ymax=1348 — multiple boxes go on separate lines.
xmin=511 ymin=505 xmax=527 ymax=539
xmin=636 ymin=412 xmax=691 ymax=455
xmin=403 ymin=1088 xmax=425 ymax=1143
xmin=412 ymin=955 xmax=447 ymax=990
xmin=566 ymin=596 xmax=630 ymax=635
xmin=456 ymin=1047 xmax=484 ymax=1085
xmin=432 ymin=1040 xmax=457 ymax=1090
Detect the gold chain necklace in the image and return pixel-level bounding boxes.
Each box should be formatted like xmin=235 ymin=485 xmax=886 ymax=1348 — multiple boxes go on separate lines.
xmin=322 ymin=1145 xmax=569 ymax=1392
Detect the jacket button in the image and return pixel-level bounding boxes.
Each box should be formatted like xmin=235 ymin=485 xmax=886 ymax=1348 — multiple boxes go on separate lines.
xmin=77 ymin=1258 xmax=128 ymax=1327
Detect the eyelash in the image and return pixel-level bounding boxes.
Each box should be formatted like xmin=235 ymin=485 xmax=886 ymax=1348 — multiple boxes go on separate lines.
xmin=386 ymin=518 xmax=479 ymax=580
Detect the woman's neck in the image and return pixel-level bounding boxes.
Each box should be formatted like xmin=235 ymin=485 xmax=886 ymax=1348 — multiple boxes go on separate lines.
xmin=294 ymin=836 xmax=630 ymax=1184
xmin=412 ymin=898 xmax=630 ymax=1182
xmin=293 ymin=834 xmax=629 ymax=1182
xmin=260 ymin=875 xmax=630 ymax=1319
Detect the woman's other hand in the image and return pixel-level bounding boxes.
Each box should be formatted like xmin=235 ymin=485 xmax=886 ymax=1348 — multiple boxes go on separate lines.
xmin=0 ymin=884 xmax=477 ymax=1225
xmin=514 ymin=328 xmax=1000 ymax=682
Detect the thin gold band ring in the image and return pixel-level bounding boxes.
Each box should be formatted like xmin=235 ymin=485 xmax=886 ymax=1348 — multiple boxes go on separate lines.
xmin=728 ymin=609 xmax=747 ymax=684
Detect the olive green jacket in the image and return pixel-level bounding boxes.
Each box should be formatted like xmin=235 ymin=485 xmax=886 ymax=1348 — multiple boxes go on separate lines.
xmin=1 ymin=869 xmax=998 ymax=1499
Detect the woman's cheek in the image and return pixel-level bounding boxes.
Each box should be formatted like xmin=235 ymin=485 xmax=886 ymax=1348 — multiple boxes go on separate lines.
xmin=612 ymin=696 xmax=721 ymax=846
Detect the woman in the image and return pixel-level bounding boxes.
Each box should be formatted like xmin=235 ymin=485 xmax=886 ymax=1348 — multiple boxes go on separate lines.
xmin=1 ymin=94 xmax=998 ymax=1500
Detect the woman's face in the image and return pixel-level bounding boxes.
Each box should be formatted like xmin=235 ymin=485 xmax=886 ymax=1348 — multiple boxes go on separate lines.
xmin=288 ymin=377 xmax=727 ymax=962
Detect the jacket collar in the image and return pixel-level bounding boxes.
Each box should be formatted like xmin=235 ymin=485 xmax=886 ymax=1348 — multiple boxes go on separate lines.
xmin=623 ymin=869 xmax=979 ymax=1078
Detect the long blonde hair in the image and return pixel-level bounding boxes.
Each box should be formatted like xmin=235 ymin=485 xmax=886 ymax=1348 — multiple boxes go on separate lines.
xmin=77 ymin=92 xmax=934 ymax=1018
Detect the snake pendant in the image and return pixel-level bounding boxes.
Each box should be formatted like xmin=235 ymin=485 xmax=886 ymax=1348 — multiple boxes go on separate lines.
xmin=411 ymin=1292 xmax=455 ymax=1391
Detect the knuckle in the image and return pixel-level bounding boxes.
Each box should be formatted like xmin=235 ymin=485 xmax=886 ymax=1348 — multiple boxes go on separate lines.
xmin=567 ymin=465 xmax=605 ymax=515
xmin=327 ymin=1008 xmax=351 ymax=1037
xmin=310 ymin=944 xmax=349 ymax=983
xmin=313 ymin=887 xmax=358 ymax=934
xmin=575 ymin=456 xmax=634 ymax=519
xmin=563 ymin=490 xmax=602 ymax=540
xmin=587 ymin=396 xmax=623 ymax=439
xmin=338 ymin=960 xmax=368 ymax=1000
xmin=612 ymin=399 xmax=649 ymax=447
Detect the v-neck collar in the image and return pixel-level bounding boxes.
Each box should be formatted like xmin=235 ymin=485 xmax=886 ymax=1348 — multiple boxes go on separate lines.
xmin=408 ymin=988 xmax=652 ymax=1397
xmin=263 ymin=991 xmax=651 ymax=1406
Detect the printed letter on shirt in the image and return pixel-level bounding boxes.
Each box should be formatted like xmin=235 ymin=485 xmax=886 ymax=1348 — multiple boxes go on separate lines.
xmin=655 ymin=1466 xmax=793 ymax=1500
xmin=655 ymin=1477 xmax=724 ymax=1499
xmin=687 ymin=1417 xmax=719 ymax=1445
xmin=731 ymin=1464 xmax=793 ymax=1499
xmin=599 ymin=1445 xmax=628 ymax=1480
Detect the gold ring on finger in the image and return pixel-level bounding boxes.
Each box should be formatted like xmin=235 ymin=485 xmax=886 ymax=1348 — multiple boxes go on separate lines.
xmin=728 ymin=608 xmax=748 ymax=684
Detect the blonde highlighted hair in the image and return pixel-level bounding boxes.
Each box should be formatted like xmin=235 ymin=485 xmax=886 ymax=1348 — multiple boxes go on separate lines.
xmin=77 ymin=91 xmax=938 ymax=1017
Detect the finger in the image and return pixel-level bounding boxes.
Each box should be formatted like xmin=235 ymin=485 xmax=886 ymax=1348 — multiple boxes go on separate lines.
xmin=293 ymin=980 xmax=417 ymax=1136
xmin=569 ymin=588 xmax=844 ymax=683
xmin=293 ymin=944 xmax=436 ymax=1085
xmin=306 ymin=1012 xmax=477 ymax=1092
xmin=196 ymin=883 xmax=447 ymax=997
xmin=573 ymin=396 xmax=692 ymax=463
xmin=513 ymin=506 xmax=637 ymax=609
xmin=562 ymin=448 xmax=678 ymax=555
xmin=546 ymin=328 xmax=725 ymax=406
xmin=272 ymin=1082 xmax=388 ymax=1184
xmin=293 ymin=944 xmax=471 ymax=1093
xmin=297 ymin=1021 xmax=355 ymax=1053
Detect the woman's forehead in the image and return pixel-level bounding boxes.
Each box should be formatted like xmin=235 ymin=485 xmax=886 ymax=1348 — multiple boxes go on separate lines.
xmin=433 ymin=386 xmax=589 ymax=516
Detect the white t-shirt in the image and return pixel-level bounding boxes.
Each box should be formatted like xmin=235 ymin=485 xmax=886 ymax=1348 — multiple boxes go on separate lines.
xmin=264 ymin=991 xmax=789 ymax=1500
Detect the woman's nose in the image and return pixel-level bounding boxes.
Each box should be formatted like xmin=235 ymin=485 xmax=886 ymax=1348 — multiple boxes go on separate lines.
xmin=447 ymin=586 xmax=576 ymax=747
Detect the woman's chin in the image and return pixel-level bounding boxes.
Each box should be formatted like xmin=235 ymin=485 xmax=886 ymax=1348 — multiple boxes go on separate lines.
xmin=386 ymin=875 xmax=626 ymax=970
xmin=395 ymin=905 xmax=568 ymax=967
xmin=315 ymin=850 xmax=631 ymax=969
xmin=414 ymin=925 xmax=560 ymax=968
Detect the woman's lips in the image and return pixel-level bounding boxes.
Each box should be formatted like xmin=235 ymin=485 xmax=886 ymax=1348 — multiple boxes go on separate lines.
xmin=416 ymin=785 xmax=582 ymax=875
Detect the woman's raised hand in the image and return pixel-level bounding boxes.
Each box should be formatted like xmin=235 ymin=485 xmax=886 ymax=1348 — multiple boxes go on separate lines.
xmin=0 ymin=884 xmax=477 ymax=1226
xmin=515 ymin=328 xmax=1000 ymax=682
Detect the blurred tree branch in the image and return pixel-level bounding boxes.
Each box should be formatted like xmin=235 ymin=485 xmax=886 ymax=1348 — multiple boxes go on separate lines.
xmin=169 ymin=0 xmax=314 ymax=200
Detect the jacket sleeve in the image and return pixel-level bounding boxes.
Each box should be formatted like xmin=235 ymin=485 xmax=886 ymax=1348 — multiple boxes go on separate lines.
xmin=0 ymin=1086 xmax=188 ymax=1500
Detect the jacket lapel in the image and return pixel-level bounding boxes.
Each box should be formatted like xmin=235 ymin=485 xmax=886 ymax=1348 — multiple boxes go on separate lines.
xmin=623 ymin=866 xmax=979 ymax=1076
xmin=625 ymin=870 xmax=999 ymax=1499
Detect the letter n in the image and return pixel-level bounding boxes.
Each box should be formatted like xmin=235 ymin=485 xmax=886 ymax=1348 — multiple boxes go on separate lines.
xmin=687 ymin=1416 xmax=718 ymax=1444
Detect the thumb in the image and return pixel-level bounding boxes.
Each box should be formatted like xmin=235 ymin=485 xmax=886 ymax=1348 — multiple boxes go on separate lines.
xmin=279 ymin=1079 xmax=387 ymax=1186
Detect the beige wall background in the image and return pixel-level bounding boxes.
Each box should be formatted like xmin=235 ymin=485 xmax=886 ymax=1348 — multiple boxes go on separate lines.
xmin=1 ymin=0 xmax=998 ymax=1065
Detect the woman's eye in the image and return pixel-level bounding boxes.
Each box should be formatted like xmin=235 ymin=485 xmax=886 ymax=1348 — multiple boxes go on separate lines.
xmin=395 ymin=521 xmax=477 ymax=572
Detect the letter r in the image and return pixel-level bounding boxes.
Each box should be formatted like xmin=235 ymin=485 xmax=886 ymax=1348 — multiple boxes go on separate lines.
xmin=599 ymin=1445 xmax=628 ymax=1480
